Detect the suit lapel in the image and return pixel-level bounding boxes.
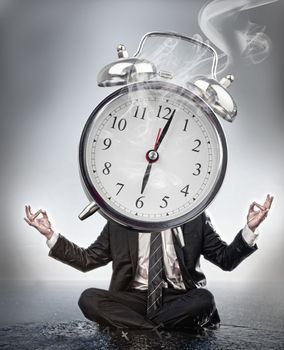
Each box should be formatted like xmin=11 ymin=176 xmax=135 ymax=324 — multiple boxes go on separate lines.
xmin=172 ymin=229 xmax=196 ymax=290
xmin=127 ymin=230 xmax=138 ymax=274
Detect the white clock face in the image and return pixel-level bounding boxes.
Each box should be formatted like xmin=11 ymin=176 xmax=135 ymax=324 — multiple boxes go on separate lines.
xmin=80 ymin=82 xmax=227 ymax=231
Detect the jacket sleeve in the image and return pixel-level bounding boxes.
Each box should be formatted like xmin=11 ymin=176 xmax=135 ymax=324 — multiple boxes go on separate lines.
xmin=48 ymin=221 xmax=112 ymax=272
xmin=201 ymin=212 xmax=258 ymax=271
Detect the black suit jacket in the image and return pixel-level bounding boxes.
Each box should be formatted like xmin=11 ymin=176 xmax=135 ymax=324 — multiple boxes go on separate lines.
xmin=48 ymin=211 xmax=258 ymax=292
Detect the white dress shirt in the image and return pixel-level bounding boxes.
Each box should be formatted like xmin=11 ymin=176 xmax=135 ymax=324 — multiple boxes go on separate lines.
xmin=47 ymin=224 xmax=259 ymax=290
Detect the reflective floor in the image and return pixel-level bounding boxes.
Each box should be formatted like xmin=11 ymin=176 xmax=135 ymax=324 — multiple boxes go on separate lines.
xmin=1 ymin=319 xmax=284 ymax=350
xmin=0 ymin=281 xmax=283 ymax=349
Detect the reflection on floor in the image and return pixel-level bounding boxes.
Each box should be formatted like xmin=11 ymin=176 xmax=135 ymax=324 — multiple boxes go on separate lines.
xmin=0 ymin=281 xmax=284 ymax=349
xmin=1 ymin=319 xmax=284 ymax=350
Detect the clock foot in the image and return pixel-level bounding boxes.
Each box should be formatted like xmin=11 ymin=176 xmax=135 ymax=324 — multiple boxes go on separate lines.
xmin=78 ymin=201 xmax=99 ymax=221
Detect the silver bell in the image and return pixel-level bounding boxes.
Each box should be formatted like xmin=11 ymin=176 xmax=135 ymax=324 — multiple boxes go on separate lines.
xmin=97 ymin=44 xmax=157 ymax=87
xmin=193 ymin=75 xmax=237 ymax=122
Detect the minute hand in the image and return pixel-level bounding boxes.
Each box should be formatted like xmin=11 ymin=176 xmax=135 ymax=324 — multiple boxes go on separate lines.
xmin=155 ymin=114 xmax=174 ymax=151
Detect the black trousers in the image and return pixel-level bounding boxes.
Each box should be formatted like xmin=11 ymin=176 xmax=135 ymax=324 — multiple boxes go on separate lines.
xmin=78 ymin=286 xmax=220 ymax=331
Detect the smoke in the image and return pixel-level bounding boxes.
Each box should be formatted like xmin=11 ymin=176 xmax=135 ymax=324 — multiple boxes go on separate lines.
xmin=198 ymin=0 xmax=278 ymax=73
xmin=129 ymin=32 xmax=221 ymax=88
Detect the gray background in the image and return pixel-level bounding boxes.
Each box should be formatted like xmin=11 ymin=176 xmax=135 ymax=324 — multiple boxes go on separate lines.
xmin=0 ymin=0 xmax=283 ymax=287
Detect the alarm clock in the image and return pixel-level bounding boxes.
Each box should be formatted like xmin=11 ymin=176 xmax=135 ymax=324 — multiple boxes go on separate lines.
xmin=78 ymin=32 xmax=237 ymax=232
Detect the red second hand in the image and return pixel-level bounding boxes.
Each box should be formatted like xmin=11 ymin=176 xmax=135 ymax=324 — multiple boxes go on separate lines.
xmin=145 ymin=128 xmax=161 ymax=162
xmin=154 ymin=128 xmax=161 ymax=151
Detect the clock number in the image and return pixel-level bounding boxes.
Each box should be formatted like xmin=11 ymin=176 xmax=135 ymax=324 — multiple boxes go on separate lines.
xmin=160 ymin=196 xmax=170 ymax=208
xmin=192 ymin=139 xmax=201 ymax=152
xmin=102 ymin=138 xmax=112 ymax=150
xmin=135 ymin=196 xmax=145 ymax=209
xmin=183 ymin=119 xmax=189 ymax=132
xmin=133 ymin=106 xmax=146 ymax=120
xmin=115 ymin=182 xmax=124 ymax=196
xmin=156 ymin=105 xmax=176 ymax=120
xmin=102 ymin=162 xmax=112 ymax=175
xmin=180 ymin=185 xmax=190 ymax=197
xmin=193 ymin=163 xmax=201 ymax=176
xmin=111 ymin=116 xmax=127 ymax=131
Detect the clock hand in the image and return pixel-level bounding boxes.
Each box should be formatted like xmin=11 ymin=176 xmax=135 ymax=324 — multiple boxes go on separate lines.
xmin=155 ymin=114 xmax=174 ymax=151
xmin=140 ymin=128 xmax=161 ymax=195
xmin=153 ymin=127 xmax=162 ymax=151
xmin=141 ymin=114 xmax=175 ymax=195
xmin=141 ymin=162 xmax=153 ymax=195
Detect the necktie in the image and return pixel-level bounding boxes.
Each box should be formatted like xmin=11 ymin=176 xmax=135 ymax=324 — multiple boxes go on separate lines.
xmin=146 ymin=231 xmax=164 ymax=318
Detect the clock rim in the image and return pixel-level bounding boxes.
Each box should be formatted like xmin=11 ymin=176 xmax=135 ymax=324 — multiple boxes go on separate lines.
xmin=79 ymin=80 xmax=228 ymax=232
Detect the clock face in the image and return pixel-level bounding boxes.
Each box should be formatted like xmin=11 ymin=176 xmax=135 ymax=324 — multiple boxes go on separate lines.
xmin=79 ymin=81 xmax=227 ymax=231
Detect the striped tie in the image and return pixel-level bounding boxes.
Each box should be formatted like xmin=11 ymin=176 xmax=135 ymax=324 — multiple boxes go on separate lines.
xmin=146 ymin=231 xmax=164 ymax=318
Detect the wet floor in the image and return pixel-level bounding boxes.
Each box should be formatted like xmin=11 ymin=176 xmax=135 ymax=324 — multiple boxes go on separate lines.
xmin=1 ymin=319 xmax=284 ymax=349
xmin=0 ymin=281 xmax=283 ymax=349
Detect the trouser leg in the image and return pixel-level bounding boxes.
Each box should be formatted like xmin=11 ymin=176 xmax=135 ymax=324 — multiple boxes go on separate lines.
xmin=78 ymin=287 xmax=155 ymax=330
xmin=149 ymin=287 xmax=218 ymax=330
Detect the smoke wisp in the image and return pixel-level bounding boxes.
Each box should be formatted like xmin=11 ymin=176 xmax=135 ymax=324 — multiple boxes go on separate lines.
xmin=198 ymin=0 xmax=278 ymax=73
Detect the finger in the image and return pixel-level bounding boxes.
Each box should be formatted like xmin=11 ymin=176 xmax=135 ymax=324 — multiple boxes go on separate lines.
xmin=267 ymin=195 xmax=274 ymax=209
xmin=26 ymin=205 xmax=36 ymax=220
xmin=249 ymin=202 xmax=255 ymax=210
xmin=28 ymin=205 xmax=33 ymax=215
xmin=263 ymin=194 xmax=271 ymax=209
xmin=31 ymin=210 xmax=41 ymax=220
xmin=248 ymin=202 xmax=257 ymax=213
xmin=247 ymin=208 xmax=268 ymax=224
xmin=25 ymin=205 xmax=33 ymax=220
xmin=253 ymin=202 xmax=267 ymax=211
xmin=24 ymin=217 xmax=32 ymax=225
xmin=260 ymin=206 xmax=269 ymax=215
xmin=258 ymin=208 xmax=269 ymax=222
xmin=41 ymin=209 xmax=49 ymax=219
xmin=24 ymin=217 xmax=36 ymax=227
xmin=264 ymin=194 xmax=274 ymax=209
xmin=32 ymin=208 xmax=48 ymax=220
xmin=248 ymin=201 xmax=264 ymax=213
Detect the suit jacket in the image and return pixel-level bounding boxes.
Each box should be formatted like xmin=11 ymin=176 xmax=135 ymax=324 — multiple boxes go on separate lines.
xmin=48 ymin=211 xmax=258 ymax=292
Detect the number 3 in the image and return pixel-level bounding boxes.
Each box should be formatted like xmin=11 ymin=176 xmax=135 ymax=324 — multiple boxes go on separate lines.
xmin=193 ymin=163 xmax=201 ymax=176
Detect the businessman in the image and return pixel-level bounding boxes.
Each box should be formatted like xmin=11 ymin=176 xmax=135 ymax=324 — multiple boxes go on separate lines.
xmin=24 ymin=194 xmax=273 ymax=331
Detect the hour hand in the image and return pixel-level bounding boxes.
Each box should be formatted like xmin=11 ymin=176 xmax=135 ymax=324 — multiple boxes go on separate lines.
xmin=141 ymin=128 xmax=162 ymax=194
xmin=141 ymin=162 xmax=153 ymax=194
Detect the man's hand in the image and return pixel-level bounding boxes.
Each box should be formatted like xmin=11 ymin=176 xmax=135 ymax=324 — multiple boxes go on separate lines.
xmin=24 ymin=205 xmax=54 ymax=240
xmin=247 ymin=194 xmax=274 ymax=232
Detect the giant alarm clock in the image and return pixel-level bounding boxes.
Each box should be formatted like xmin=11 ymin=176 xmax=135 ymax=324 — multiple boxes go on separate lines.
xmin=78 ymin=32 xmax=237 ymax=232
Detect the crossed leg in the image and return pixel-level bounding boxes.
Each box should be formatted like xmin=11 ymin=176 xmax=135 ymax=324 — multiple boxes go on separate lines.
xmin=150 ymin=287 xmax=219 ymax=330
xmin=78 ymin=287 xmax=219 ymax=331
xmin=78 ymin=287 xmax=154 ymax=329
